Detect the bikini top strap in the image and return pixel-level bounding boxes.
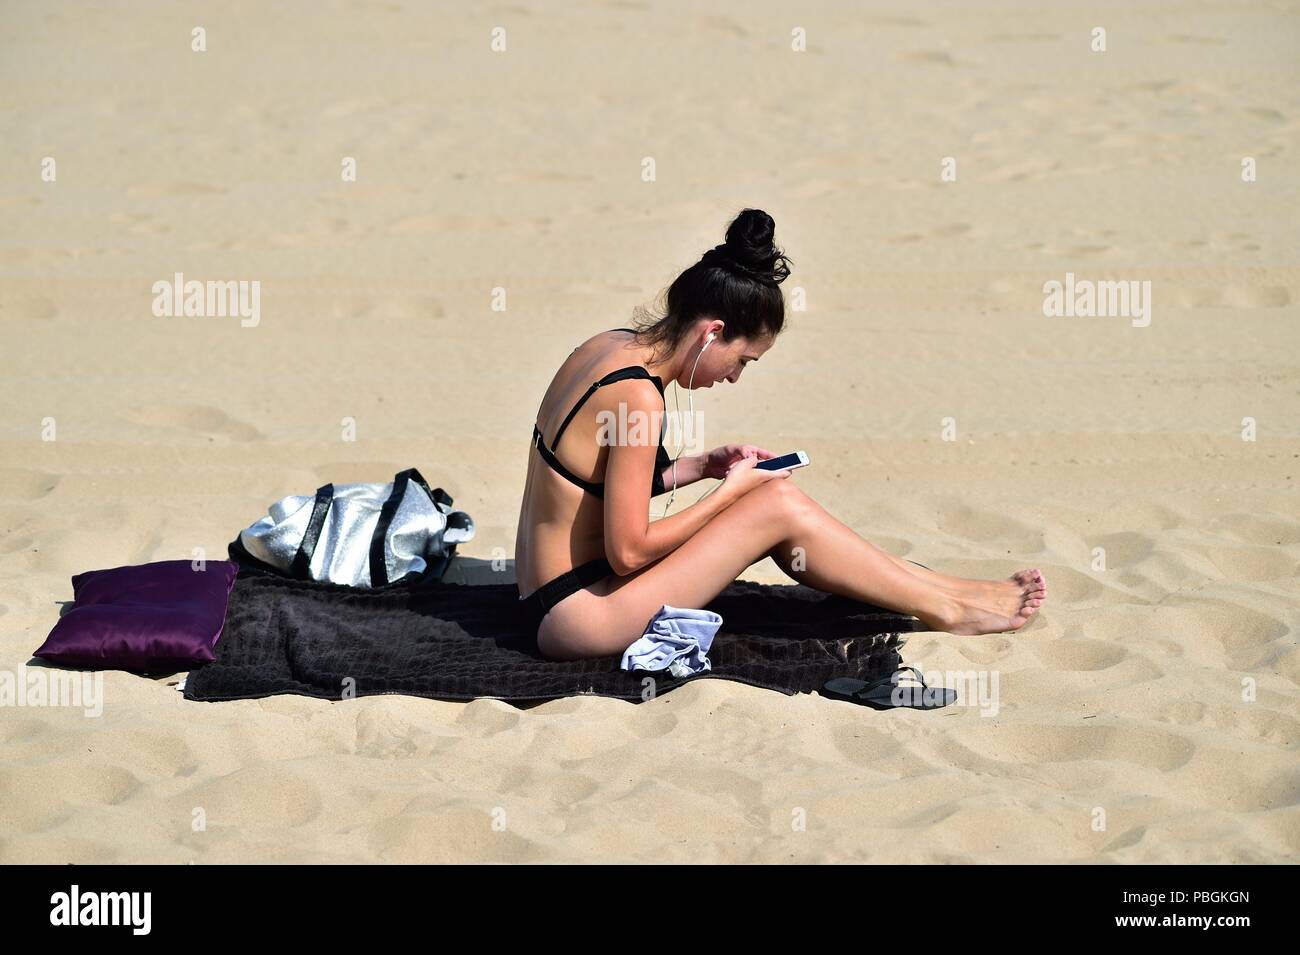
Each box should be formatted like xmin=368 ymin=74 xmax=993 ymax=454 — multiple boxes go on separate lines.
xmin=548 ymin=365 xmax=663 ymax=450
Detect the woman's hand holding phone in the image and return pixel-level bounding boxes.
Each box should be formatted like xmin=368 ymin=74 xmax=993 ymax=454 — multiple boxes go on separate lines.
xmin=720 ymin=451 xmax=791 ymax=501
xmin=703 ymin=443 xmax=779 ymax=480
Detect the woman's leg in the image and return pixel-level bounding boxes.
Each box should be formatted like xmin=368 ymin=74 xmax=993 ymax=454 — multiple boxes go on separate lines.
xmin=538 ymin=479 xmax=1043 ymax=660
xmin=768 ymin=541 xmax=1046 ymax=610
xmin=878 ymin=551 xmax=1047 ymax=604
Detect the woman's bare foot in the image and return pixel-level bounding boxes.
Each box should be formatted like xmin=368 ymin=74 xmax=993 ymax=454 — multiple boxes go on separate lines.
xmin=896 ymin=558 xmax=1047 ymax=607
xmin=882 ymin=555 xmax=1047 ymax=634
xmin=943 ymin=574 xmax=1045 ymax=635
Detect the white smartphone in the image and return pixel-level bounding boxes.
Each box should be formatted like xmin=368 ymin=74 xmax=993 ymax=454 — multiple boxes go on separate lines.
xmin=755 ymin=450 xmax=810 ymax=472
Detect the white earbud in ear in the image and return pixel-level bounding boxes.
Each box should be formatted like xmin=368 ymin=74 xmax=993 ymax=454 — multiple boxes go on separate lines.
xmin=704 ymin=331 xmax=716 ymax=344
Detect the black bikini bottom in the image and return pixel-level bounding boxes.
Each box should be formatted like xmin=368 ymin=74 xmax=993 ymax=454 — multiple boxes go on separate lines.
xmin=517 ymin=557 xmax=615 ymax=634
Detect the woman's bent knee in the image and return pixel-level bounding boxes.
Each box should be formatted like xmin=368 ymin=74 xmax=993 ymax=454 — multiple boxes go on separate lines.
xmin=738 ymin=477 xmax=817 ymax=526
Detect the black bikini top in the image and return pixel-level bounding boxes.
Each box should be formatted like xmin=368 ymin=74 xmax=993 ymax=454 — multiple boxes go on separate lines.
xmin=531 ymin=329 xmax=674 ymax=498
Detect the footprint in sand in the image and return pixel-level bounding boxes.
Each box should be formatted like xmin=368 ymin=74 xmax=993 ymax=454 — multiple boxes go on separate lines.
xmin=626 ymin=710 xmax=680 ymax=740
xmin=1172 ymin=285 xmax=1291 ymax=308
xmin=124 ymin=182 xmax=227 ymax=198
xmin=122 ymin=404 xmax=264 ymax=442
xmin=1033 ymin=638 xmax=1129 ymax=672
xmin=1245 ymin=107 xmax=1285 ymax=123
xmin=1209 ymin=512 xmax=1300 ymax=546
xmin=130 ymin=219 xmax=170 ymax=235
xmin=887 ymin=223 xmax=976 ymax=244
xmin=1228 ymin=286 xmax=1291 ymax=307
xmin=454 ymin=699 xmax=521 ymax=736
xmin=932 ymin=500 xmax=1044 ymax=556
xmin=997 ymin=158 xmax=1063 ymax=182
xmin=89 ymin=729 xmax=198 ymax=780
xmin=1104 ymin=827 xmax=1150 ymax=853
xmin=179 ymin=764 xmax=322 ymax=828
xmin=6 ymin=764 xmax=142 ymax=831
xmin=108 ymin=212 xmax=171 ymax=235
xmin=904 ymin=50 xmax=967 ymax=67
xmin=1091 ymin=531 xmax=1155 ymax=568
xmin=1154 ymin=700 xmax=1208 ymax=725
xmin=1155 ymin=599 xmax=1290 ymax=666
xmin=943 ymin=722 xmax=1197 ymax=772
xmin=1183 ymin=543 xmax=1299 ymax=582
xmin=867 ymin=16 xmax=928 ymax=27
xmin=984 ymin=32 xmax=1061 ymax=42
xmin=328 ymin=296 xmax=443 ymax=320
xmin=1032 ymin=566 xmax=1104 ymax=603
xmin=1129 ymin=79 xmax=1180 ymax=93
xmin=0 ymin=469 xmax=62 ymax=500
xmin=537 ymin=772 xmax=601 ymax=806
xmin=1172 ymin=757 xmax=1298 ymax=813
xmin=0 ymin=297 xmax=57 ymax=320
xmin=701 ymin=14 xmax=748 ymax=37
xmin=789 ymin=178 xmax=852 ymax=199
xmin=826 ymin=723 xmax=908 ymax=767
xmin=353 ymin=709 xmax=423 ymax=759
xmin=320 ymin=96 xmax=387 ymax=120
xmin=1170 ymin=34 xmax=1227 ymax=45
xmin=388 ymin=214 xmax=449 ymax=234
xmin=1156 ymin=699 xmax=1300 ymax=748
xmin=0 ymin=535 xmax=32 ymax=555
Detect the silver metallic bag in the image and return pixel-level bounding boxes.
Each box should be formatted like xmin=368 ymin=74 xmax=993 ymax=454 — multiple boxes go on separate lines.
xmin=238 ymin=468 xmax=475 ymax=588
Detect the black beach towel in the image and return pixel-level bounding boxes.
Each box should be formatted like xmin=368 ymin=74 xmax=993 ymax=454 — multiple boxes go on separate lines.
xmin=182 ymin=571 xmax=923 ymax=704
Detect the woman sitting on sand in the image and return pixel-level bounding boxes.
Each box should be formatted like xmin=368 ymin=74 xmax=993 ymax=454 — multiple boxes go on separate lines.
xmin=514 ymin=208 xmax=1048 ymax=661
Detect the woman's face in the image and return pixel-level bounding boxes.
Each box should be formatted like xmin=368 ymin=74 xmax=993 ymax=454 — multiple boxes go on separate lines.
xmin=695 ymin=331 xmax=774 ymax=389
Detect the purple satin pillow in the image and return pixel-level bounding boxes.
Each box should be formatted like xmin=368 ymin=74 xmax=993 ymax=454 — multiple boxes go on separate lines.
xmin=35 ymin=560 xmax=239 ymax=672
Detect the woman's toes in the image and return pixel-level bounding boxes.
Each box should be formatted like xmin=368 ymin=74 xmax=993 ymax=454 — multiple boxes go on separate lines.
xmin=1012 ymin=569 xmax=1043 ymax=589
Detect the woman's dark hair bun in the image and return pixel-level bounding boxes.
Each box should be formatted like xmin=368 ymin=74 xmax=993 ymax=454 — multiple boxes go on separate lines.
xmin=717 ymin=208 xmax=792 ymax=285
xmin=629 ymin=207 xmax=793 ymax=361
xmin=694 ymin=208 xmax=793 ymax=287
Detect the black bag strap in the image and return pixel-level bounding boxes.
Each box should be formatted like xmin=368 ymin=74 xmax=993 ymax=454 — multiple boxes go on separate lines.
xmin=290 ymin=484 xmax=334 ymax=580
xmin=368 ymin=468 xmax=453 ymax=588
xmin=399 ymin=467 xmax=452 ymax=509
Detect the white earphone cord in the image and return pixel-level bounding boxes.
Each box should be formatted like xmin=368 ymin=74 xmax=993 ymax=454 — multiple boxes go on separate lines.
xmin=661 ymin=334 xmax=713 ymax=518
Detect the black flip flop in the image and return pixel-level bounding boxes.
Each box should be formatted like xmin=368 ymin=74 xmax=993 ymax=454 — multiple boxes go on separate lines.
xmin=821 ymin=666 xmax=956 ymax=711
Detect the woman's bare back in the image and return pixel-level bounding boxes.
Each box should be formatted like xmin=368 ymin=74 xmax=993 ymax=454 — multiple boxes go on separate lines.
xmin=514 ymin=328 xmax=664 ymax=598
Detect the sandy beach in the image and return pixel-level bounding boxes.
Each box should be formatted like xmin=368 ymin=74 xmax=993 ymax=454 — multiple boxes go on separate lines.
xmin=2 ymin=1 xmax=1297 ymax=863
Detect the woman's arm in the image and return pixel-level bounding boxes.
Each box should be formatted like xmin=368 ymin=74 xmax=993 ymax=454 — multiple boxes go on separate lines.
xmin=654 ymin=453 xmax=704 ymax=493
xmin=606 ymin=478 xmax=738 ymax=575
xmin=601 ymin=388 xmax=743 ymax=575
xmin=602 ymin=382 xmax=782 ymax=574
xmin=662 ymin=444 xmax=778 ymax=490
